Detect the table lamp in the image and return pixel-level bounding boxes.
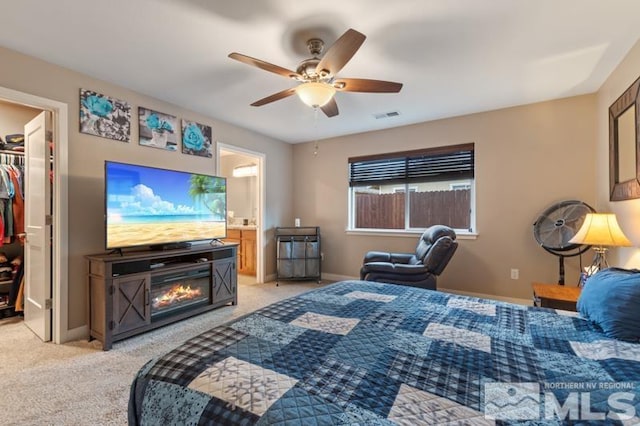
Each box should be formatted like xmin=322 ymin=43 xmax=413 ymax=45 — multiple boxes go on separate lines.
xmin=568 ymin=212 xmax=632 ymax=275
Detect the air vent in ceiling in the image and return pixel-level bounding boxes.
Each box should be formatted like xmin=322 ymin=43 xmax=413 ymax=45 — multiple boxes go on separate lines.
xmin=373 ymin=111 xmax=400 ymax=119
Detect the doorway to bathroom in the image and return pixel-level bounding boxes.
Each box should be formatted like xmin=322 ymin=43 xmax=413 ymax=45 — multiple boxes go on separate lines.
xmin=218 ymin=144 xmax=264 ymax=284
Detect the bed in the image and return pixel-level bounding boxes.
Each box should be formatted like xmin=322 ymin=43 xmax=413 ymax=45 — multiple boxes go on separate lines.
xmin=128 ymin=280 xmax=640 ymax=424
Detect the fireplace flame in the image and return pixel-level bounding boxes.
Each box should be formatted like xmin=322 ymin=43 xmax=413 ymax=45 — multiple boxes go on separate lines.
xmin=153 ymin=283 xmax=203 ymax=309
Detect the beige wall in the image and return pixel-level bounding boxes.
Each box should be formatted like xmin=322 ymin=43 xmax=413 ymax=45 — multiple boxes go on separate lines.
xmin=596 ymin=39 xmax=640 ymax=267
xmin=0 ymin=99 xmax=41 ymax=135
xmin=292 ymin=95 xmax=597 ymax=299
xmin=0 ymin=45 xmax=293 ymax=331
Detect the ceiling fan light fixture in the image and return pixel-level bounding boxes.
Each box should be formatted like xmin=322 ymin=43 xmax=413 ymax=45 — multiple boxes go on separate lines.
xmin=296 ymin=82 xmax=336 ymax=108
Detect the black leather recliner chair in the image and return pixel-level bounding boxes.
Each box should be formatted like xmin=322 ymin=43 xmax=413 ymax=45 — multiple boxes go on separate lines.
xmin=359 ymin=225 xmax=458 ymax=290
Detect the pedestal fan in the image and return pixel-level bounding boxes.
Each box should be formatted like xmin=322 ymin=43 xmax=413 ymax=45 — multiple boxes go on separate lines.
xmin=533 ymin=200 xmax=595 ymax=284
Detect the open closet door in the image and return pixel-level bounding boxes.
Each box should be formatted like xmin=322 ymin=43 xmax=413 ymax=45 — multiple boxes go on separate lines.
xmin=24 ymin=111 xmax=52 ymax=341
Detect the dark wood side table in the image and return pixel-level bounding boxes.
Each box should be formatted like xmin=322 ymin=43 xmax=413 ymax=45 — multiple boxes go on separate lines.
xmin=531 ymin=282 xmax=581 ymax=311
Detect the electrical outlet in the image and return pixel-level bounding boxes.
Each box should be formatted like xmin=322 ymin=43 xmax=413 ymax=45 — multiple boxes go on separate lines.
xmin=510 ymin=268 xmax=519 ymax=280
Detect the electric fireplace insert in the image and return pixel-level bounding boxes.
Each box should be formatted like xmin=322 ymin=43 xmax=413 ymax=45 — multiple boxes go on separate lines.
xmin=150 ymin=267 xmax=211 ymax=319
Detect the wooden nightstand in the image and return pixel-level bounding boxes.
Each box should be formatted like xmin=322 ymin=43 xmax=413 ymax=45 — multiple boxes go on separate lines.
xmin=531 ymin=282 xmax=581 ymax=311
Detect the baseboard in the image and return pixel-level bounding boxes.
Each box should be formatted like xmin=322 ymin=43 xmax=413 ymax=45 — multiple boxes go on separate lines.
xmin=266 ymin=272 xmax=532 ymax=306
xmin=265 ymin=273 xmax=357 ymax=284
xmin=320 ymin=273 xmax=357 ymax=283
xmin=439 ymin=287 xmax=532 ymax=306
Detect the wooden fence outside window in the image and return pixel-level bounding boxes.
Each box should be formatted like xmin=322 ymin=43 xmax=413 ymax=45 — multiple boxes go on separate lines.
xmin=355 ymin=190 xmax=470 ymax=229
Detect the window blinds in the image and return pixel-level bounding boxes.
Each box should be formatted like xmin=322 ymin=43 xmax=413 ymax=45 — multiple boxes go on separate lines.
xmin=348 ymin=143 xmax=474 ymax=187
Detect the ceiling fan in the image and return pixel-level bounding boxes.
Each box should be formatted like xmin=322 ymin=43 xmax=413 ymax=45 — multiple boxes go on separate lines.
xmin=228 ymin=28 xmax=403 ymax=117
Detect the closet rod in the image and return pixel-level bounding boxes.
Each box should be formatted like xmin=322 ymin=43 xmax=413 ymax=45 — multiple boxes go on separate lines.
xmin=0 ymin=150 xmax=24 ymax=166
xmin=0 ymin=150 xmax=53 ymax=163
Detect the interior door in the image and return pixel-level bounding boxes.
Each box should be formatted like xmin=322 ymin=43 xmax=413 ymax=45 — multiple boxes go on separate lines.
xmin=24 ymin=111 xmax=52 ymax=341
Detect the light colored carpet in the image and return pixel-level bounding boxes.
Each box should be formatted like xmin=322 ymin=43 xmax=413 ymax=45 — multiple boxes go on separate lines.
xmin=0 ymin=278 xmax=325 ymax=425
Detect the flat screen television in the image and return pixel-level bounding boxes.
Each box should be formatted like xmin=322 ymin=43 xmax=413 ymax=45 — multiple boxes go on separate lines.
xmin=105 ymin=161 xmax=226 ymax=250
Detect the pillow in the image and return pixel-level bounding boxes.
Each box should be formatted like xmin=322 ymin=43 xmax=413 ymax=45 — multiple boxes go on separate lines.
xmin=577 ymin=267 xmax=640 ymax=342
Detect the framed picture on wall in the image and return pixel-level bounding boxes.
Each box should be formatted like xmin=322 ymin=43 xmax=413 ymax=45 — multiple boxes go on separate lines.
xmin=138 ymin=107 xmax=178 ymax=151
xmin=181 ymin=119 xmax=212 ymax=158
xmin=79 ymin=89 xmax=131 ymax=142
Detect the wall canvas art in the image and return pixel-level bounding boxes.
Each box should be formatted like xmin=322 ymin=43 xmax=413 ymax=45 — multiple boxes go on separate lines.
xmin=181 ymin=120 xmax=212 ymax=158
xmin=80 ymin=89 xmax=131 ymax=142
xmin=138 ymin=107 xmax=178 ymax=151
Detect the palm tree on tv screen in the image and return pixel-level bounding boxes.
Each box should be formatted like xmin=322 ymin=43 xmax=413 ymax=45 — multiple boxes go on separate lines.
xmin=188 ymin=174 xmax=225 ymax=219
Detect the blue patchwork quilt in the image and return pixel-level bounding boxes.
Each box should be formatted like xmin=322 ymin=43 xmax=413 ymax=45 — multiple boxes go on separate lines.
xmin=128 ymin=280 xmax=640 ymax=425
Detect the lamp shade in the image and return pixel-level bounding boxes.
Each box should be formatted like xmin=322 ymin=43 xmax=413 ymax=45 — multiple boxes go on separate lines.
xmin=295 ymin=82 xmax=336 ymax=108
xmin=568 ymin=213 xmax=632 ymax=247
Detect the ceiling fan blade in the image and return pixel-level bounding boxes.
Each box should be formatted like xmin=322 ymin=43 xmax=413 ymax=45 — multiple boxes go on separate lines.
xmin=228 ymin=52 xmax=301 ymax=80
xmin=320 ymin=98 xmax=339 ymax=117
xmin=315 ymin=29 xmax=366 ymax=76
xmin=334 ymin=78 xmax=403 ymax=93
xmin=250 ymin=88 xmax=297 ymax=107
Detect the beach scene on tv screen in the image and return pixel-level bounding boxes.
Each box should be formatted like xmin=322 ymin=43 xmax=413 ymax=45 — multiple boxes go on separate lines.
xmin=106 ymin=163 xmax=226 ymax=248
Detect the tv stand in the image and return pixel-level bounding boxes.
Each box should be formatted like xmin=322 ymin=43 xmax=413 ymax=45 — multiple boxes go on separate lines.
xmin=149 ymin=241 xmax=192 ymax=251
xmin=86 ymin=244 xmax=238 ymax=350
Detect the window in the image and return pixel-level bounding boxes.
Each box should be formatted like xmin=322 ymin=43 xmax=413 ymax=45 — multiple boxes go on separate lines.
xmin=450 ymin=183 xmax=471 ymax=191
xmin=348 ymin=143 xmax=475 ymax=232
xmin=392 ymin=186 xmax=417 ymax=193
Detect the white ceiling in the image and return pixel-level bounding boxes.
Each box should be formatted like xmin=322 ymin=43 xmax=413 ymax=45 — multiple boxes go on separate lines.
xmin=1 ymin=0 xmax=640 ymax=143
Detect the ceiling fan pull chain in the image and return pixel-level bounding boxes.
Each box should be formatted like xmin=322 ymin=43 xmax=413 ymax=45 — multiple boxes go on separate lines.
xmin=313 ymin=107 xmax=319 ymax=157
